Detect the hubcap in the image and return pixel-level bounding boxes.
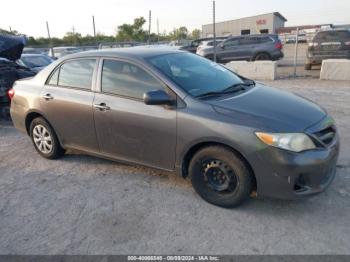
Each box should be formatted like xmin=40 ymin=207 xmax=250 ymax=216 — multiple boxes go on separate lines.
xmin=202 ymin=160 xmax=237 ymax=192
xmin=33 ymin=125 xmax=53 ymax=154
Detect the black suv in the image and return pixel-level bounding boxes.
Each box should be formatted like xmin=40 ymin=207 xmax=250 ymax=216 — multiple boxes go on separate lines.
xmin=305 ymin=29 xmax=350 ymax=70
xmin=197 ymin=34 xmax=284 ymax=63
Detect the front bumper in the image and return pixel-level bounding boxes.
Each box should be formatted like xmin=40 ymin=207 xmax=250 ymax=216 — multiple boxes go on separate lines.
xmin=252 ymin=133 xmax=339 ymax=200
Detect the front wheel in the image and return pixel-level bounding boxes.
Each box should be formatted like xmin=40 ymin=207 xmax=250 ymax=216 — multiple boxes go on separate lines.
xmin=189 ymin=146 xmax=254 ymax=208
xmin=30 ymin=117 xmax=65 ymax=159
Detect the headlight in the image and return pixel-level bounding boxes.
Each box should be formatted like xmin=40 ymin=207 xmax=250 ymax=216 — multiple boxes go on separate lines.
xmin=255 ymin=132 xmax=316 ymax=152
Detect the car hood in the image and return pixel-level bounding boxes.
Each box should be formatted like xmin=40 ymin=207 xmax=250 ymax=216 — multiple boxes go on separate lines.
xmin=209 ymin=84 xmax=326 ymax=132
xmin=0 ymin=35 xmax=27 ymax=61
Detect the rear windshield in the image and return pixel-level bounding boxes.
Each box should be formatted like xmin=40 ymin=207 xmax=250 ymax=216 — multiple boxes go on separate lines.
xmin=314 ymin=31 xmax=350 ymax=42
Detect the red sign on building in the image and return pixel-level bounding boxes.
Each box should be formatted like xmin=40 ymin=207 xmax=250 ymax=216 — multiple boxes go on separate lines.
xmin=256 ymin=19 xmax=267 ymax=25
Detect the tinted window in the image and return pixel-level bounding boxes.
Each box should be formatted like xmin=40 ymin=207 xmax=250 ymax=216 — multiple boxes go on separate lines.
xmin=239 ymin=37 xmax=257 ymax=45
xmin=148 ymin=52 xmax=244 ymax=97
xmin=224 ymin=38 xmax=240 ymax=47
xmin=314 ymin=31 xmax=350 ymax=42
xmin=48 ymin=68 xmax=59 ymax=85
xmin=58 ymin=59 xmax=95 ymax=89
xmin=101 ymin=60 xmax=164 ymax=99
xmin=258 ymin=36 xmax=273 ymax=43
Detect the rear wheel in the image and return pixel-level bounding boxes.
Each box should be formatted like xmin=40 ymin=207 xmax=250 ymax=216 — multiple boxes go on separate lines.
xmin=305 ymin=63 xmax=312 ymax=70
xmin=189 ymin=146 xmax=254 ymax=208
xmin=30 ymin=117 xmax=65 ymax=159
xmin=253 ymin=52 xmax=271 ymax=61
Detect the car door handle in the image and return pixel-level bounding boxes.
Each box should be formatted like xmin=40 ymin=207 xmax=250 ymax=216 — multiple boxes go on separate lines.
xmin=93 ymin=103 xmax=110 ymax=111
xmin=42 ymin=94 xmax=54 ymax=100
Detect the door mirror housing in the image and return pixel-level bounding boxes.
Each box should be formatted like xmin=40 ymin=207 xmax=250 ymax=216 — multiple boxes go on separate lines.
xmin=219 ymin=42 xmax=224 ymax=49
xmin=143 ymin=90 xmax=175 ymax=106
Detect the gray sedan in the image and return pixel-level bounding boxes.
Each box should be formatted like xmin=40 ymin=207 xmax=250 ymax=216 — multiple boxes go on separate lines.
xmin=9 ymin=47 xmax=339 ymax=207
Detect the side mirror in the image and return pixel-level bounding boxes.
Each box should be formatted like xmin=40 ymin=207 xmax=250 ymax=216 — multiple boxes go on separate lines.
xmin=219 ymin=42 xmax=224 ymax=49
xmin=143 ymin=90 xmax=175 ymax=106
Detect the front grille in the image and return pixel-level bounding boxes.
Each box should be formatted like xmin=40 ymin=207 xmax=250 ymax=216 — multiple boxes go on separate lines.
xmin=313 ymin=126 xmax=336 ymax=146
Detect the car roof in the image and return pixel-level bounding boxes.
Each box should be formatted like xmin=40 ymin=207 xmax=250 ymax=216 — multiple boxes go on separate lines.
xmin=65 ymin=46 xmax=185 ymax=60
xmin=21 ymin=53 xmax=48 ymax=57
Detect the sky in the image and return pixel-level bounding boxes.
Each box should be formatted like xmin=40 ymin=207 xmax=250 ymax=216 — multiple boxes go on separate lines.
xmin=1 ymin=0 xmax=350 ymax=38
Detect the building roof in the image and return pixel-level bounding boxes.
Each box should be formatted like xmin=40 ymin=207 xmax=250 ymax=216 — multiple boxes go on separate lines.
xmin=202 ymin=12 xmax=287 ymax=27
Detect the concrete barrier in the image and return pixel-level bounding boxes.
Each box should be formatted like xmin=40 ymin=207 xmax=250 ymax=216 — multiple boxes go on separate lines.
xmin=225 ymin=61 xmax=277 ymax=80
xmin=320 ymin=59 xmax=350 ymax=81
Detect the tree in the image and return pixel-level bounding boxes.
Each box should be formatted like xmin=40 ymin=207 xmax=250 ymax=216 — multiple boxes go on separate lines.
xmin=169 ymin=26 xmax=189 ymax=40
xmin=116 ymin=17 xmax=147 ymax=42
xmin=63 ymin=32 xmax=82 ymax=45
xmin=191 ymin=29 xmax=201 ymax=40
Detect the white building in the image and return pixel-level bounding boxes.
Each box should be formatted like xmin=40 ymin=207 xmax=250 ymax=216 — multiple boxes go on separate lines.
xmin=202 ymin=12 xmax=287 ymax=37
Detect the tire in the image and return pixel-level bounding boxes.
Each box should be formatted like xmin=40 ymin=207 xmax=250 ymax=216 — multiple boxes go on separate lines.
xmin=305 ymin=63 xmax=312 ymax=70
xmin=30 ymin=117 xmax=65 ymax=159
xmin=189 ymin=146 xmax=254 ymax=208
xmin=253 ymin=53 xmax=271 ymax=61
xmin=205 ymin=55 xmax=214 ymax=61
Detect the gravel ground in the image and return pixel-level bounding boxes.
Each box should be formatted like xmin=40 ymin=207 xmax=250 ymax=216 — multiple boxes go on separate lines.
xmin=0 ymin=78 xmax=349 ymax=255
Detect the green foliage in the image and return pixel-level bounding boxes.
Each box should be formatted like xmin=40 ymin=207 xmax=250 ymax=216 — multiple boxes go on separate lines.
xmin=116 ymin=17 xmax=147 ymax=42
xmin=191 ymin=29 xmax=201 ymax=40
xmin=1 ymin=22 xmax=202 ymax=47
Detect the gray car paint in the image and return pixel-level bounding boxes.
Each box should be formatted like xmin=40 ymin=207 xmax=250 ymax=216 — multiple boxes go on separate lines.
xmin=10 ymin=47 xmax=339 ymax=200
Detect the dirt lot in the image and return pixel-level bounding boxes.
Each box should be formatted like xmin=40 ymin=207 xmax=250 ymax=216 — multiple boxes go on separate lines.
xmin=0 ymin=79 xmax=350 ymax=255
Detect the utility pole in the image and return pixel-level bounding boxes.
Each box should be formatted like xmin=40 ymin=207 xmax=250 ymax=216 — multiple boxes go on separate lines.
xmin=92 ymin=15 xmax=96 ymax=44
xmin=148 ymin=10 xmax=152 ymax=45
xmin=46 ymin=21 xmax=55 ymax=58
xmin=157 ymin=19 xmax=160 ymax=43
xmin=294 ymin=27 xmax=299 ymax=78
xmin=213 ymin=0 xmax=217 ymax=62
xmin=9 ymin=26 xmax=12 ymax=33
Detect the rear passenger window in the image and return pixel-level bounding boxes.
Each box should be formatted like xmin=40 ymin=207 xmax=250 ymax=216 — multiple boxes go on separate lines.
xmin=47 ymin=68 xmax=59 ymax=85
xmin=58 ymin=59 xmax=95 ymax=90
xmin=101 ymin=59 xmax=164 ymax=99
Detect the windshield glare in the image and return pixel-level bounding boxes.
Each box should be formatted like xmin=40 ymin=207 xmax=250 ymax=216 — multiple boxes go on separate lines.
xmin=148 ymin=52 xmax=244 ymax=97
xmin=21 ymin=55 xmax=53 ymax=68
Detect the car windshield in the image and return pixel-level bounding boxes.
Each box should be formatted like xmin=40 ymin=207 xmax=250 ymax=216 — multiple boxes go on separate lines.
xmin=148 ymin=52 xmax=245 ymax=97
xmin=21 ymin=55 xmax=53 ymax=68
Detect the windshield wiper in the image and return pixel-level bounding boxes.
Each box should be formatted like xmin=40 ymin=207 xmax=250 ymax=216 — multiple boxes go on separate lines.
xmin=196 ymin=80 xmax=255 ymax=99
xmin=221 ymin=81 xmax=255 ymax=93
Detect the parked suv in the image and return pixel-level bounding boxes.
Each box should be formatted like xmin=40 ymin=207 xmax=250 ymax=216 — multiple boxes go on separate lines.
xmin=305 ymin=29 xmax=350 ymax=70
xmin=197 ymin=34 xmax=283 ymax=63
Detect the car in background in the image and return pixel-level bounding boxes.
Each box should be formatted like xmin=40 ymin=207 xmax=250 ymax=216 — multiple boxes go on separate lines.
xmin=196 ymin=40 xmax=224 ymax=54
xmin=17 ymin=54 xmax=54 ymax=73
xmin=10 ymin=48 xmax=339 ymax=208
xmin=0 ymin=35 xmax=36 ymax=119
xmin=22 ymin=47 xmax=49 ymax=55
xmin=305 ymin=29 xmax=350 ymax=70
xmin=197 ymin=34 xmax=283 ymax=63
xmin=285 ymin=33 xmax=307 ymax=44
xmin=180 ymin=37 xmax=227 ymax=53
xmin=98 ymin=42 xmax=142 ymax=49
xmin=48 ymin=46 xmax=81 ymax=59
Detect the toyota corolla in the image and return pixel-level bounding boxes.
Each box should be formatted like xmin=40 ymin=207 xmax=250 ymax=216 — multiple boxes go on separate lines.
xmin=10 ymin=48 xmax=340 ymax=207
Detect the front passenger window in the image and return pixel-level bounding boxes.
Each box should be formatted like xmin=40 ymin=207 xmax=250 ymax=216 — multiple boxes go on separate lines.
xmin=101 ymin=59 xmax=164 ymax=99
